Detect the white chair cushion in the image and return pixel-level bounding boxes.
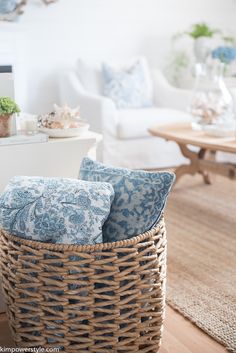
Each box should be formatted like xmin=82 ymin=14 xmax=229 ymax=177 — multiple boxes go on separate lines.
xmin=116 ymin=108 xmax=192 ymax=140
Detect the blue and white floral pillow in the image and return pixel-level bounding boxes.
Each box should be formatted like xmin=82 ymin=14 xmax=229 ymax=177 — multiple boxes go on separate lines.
xmin=0 ymin=176 xmax=114 ymax=245
xmin=79 ymin=158 xmax=175 ymax=243
xmin=102 ymin=60 xmax=153 ymax=109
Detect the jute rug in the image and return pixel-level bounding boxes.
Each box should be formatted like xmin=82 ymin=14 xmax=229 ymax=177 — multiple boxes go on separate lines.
xmin=165 ymin=175 xmax=236 ymax=353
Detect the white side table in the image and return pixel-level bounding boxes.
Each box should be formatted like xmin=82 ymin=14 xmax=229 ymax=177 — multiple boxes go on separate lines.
xmin=0 ymin=131 xmax=102 ymax=193
xmin=0 ymin=131 xmax=102 ymax=312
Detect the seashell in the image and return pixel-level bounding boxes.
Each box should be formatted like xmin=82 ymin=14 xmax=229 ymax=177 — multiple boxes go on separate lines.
xmin=37 ymin=104 xmax=86 ymax=129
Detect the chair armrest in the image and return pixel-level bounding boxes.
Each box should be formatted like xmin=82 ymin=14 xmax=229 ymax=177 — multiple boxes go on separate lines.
xmin=78 ymin=93 xmax=117 ymax=136
xmin=230 ymin=88 xmax=236 ymax=115
xmin=152 ymin=69 xmax=193 ymax=111
xmin=59 ymin=70 xmax=117 ymax=135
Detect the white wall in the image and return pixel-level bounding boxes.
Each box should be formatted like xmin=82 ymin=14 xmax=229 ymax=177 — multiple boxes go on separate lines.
xmin=0 ymin=0 xmax=235 ymax=113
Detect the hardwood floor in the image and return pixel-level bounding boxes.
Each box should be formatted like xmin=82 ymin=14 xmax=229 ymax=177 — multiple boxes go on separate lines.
xmin=0 ymin=306 xmax=227 ymax=353
xmin=160 ymin=307 xmax=227 ymax=353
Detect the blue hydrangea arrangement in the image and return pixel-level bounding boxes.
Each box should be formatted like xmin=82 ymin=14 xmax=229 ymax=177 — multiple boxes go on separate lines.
xmin=212 ymin=46 xmax=236 ymax=64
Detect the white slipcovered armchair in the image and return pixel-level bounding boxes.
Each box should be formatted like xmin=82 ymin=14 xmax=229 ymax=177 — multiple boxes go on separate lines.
xmin=59 ymin=58 xmax=193 ymax=169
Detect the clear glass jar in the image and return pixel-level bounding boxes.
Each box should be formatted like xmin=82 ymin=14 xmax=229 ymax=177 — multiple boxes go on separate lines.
xmin=190 ymin=62 xmax=235 ymax=132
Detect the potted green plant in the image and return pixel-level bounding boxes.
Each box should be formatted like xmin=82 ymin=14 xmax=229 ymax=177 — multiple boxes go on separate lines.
xmin=186 ymin=23 xmax=220 ymax=39
xmin=188 ymin=23 xmax=221 ymax=62
xmin=0 ymin=96 xmax=20 ymax=138
xmin=173 ymin=23 xmax=222 ymax=62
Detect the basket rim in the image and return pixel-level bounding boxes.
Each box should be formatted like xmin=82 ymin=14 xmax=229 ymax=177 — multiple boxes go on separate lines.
xmin=0 ymin=216 xmax=165 ymax=252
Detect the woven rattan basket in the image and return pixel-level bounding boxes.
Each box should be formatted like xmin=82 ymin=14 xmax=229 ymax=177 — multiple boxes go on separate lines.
xmin=0 ymin=218 xmax=167 ymax=352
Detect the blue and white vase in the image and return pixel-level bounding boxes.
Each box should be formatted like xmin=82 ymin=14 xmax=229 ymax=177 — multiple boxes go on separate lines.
xmin=0 ymin=0 xmax=17 ymax=14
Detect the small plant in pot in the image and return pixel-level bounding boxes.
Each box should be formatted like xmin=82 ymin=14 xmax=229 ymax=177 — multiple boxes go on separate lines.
xmin=0 ymin=97 xmax=20 ymax=138
xmin=173 ymin=23 xmax=222 ymax=63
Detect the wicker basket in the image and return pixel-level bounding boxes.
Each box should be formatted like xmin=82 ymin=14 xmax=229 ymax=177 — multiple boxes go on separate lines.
xmin=0 ymin=218 xmax=167 ymax=352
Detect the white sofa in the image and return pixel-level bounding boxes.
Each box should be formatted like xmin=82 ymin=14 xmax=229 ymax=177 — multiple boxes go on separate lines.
xmin=59 ymin=59 xmax=194 ymax=169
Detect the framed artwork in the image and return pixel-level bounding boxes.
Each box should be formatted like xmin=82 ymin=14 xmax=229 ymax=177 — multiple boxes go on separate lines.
xmin=0 ymin=0 xmax=58 ymax=21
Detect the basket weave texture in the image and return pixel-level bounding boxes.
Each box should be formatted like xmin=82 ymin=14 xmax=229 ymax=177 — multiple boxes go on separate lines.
xmin=0 ymin=218 xmax=166 ymax=353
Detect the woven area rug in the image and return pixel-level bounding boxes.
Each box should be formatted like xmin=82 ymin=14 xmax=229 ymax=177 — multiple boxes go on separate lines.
xmin=165 ymin=175 xmax=236 ymax=353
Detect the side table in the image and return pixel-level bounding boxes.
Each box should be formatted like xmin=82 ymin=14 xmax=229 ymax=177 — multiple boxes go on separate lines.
xmin=0 ymin=130 xmax=102 ymax=312
xmin=0 ymin=131 xmax=102 ymax=193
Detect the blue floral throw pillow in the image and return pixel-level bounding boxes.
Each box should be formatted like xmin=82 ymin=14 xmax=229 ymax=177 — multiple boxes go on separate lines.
xmin=79 ymin=158 xmax=175 ymax=243
xmin=0 ymin=176 xmax=114 ymax=245
xmin=102 ymin=60 xmax=153 ymax=109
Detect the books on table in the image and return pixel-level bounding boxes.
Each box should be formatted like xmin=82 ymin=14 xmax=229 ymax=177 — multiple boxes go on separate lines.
xmin=0 ymin=133 xmax=48 ymax=146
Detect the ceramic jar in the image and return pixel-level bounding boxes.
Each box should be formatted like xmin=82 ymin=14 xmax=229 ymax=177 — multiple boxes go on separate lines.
xmin=0 ymin=114 xmax=13 ymax=138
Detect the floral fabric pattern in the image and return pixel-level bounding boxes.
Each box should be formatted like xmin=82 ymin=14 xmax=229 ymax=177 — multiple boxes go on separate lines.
xmin=0 ymin=176 xmax=114 ymax=244
xmin=102 ymin=60 xmax=153 ymax=109
xmin=79 ymin=158 xmax=175 ymax=242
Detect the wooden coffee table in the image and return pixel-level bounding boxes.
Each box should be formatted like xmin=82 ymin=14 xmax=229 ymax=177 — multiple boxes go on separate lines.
xmin=149 ymin=123 xmax=236 ymax=184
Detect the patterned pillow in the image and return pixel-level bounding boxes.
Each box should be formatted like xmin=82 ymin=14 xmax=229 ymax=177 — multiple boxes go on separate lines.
xmin=102 ymin=59 xmax=153 ymax=109
xmin=79 ymin=158 xmax=175 ymax=243
xmin=0 ymin=176 xmax=114 ymax=245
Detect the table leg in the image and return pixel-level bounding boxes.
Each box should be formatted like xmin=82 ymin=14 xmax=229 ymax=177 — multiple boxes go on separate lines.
xmin=175 ymin=144 xmax=216 ymax=185
xmin=175 ymin=144 xmax=199 ymax=183
xmin=198 ymin=149 xmax=216 ymax=184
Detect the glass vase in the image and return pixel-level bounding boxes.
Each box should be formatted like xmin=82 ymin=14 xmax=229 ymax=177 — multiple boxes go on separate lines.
xmin=190 ymin=62 xmax=235 ymax=133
